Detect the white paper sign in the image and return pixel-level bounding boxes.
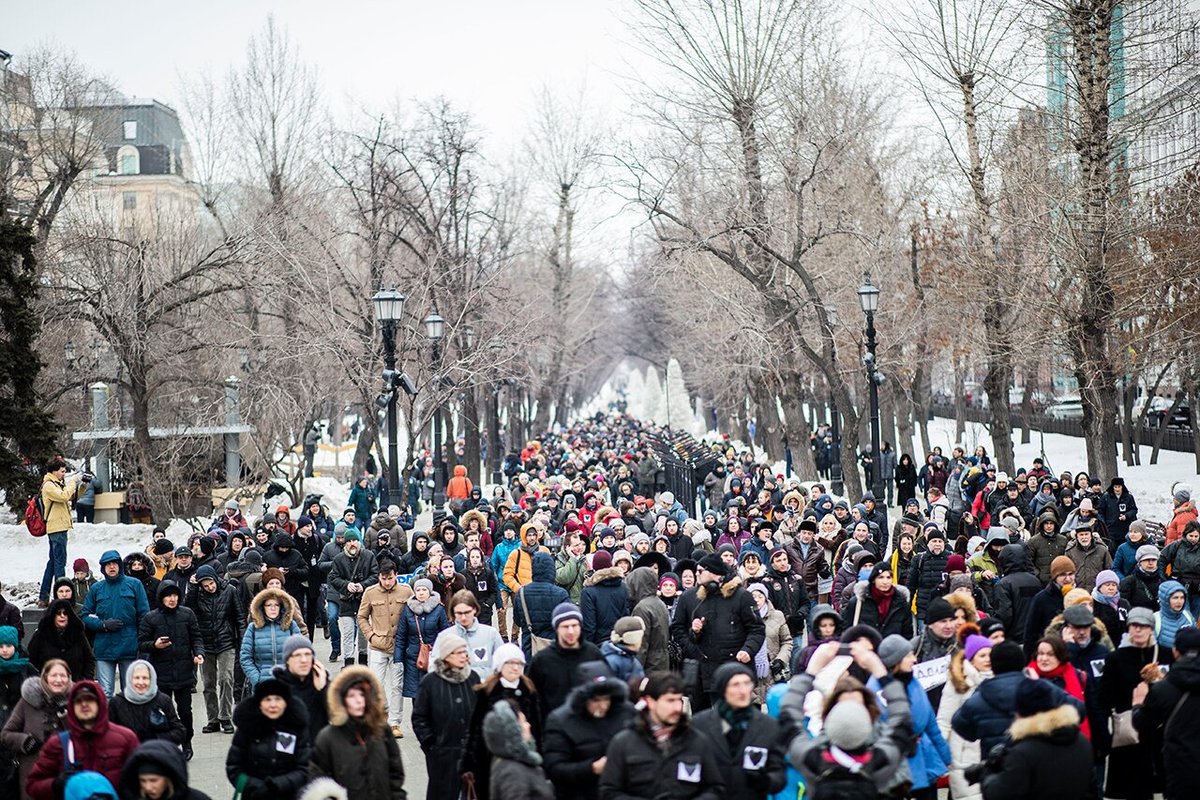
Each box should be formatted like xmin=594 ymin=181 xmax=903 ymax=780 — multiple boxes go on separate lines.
xmin=914 ymin=655 xmax=951 ymax=691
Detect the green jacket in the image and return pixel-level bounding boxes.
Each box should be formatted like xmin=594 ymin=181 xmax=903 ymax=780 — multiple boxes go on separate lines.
xmin=555 ymin=551 xmax=588 ymax=603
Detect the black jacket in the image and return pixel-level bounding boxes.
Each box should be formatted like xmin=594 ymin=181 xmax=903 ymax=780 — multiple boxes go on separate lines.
xmin=979 ymin=705 xmax=1093 ymax=800
xmin=598 ymin=710 xmax=725 ymax=800
xmin=263 ymin=535 xmax=310 ymax=601
xmin=271 ymin=665 xmax=328 ymax=744
xmin=327 ymin=548 xmax=379 ymax=608
xmin=1023 ymin=583 xmax=1065 ymax=658
xmin=691 ymin=706 xmax=786 ymax=800
xmin=669 ymin=577 xmax=766 ymax=686
xmin=761 ymin=567 xmax=810 ymax=636
xmin=118 ymin=739 xmax=213 ymax=800
xmin=840 ymin=582 xmax=914 ymax=638
xmin=1134 ymin=654 xmax=1200 ymax=800
xmin=291 ymin=532 xmax=325 ymax=596
xmin=527 ymin=640 xmax=605 ymax=726
xmin=1119 ymin=567 xmax=1162 ymax=611
xmin=26 ymin=599 xmax=95 ymax=679
xmin=225 ymin=693 xmax=311 ymax=800
xmin=906 ymin=548 xmax=950 ymax=617
xmin=411 ymin=669 xmax=481 ymax=800
xmin=580 ymin=566 xmax=629 ymax=645
xmin=543 ymin=668 xmax=636 ymax=800
xmin=137 ymin=583 xmax=204 ymax=689
xmin=186 ymin=578 xmax=242 ymax=654
xmin=992 ymin=544 xmax=1043 ymax=644
xmin=108 ymin=690 xmax=186 ymax=744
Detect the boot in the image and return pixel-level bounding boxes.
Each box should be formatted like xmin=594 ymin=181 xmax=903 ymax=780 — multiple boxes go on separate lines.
xmin=344 ymin=657 xmax=354 ymax=668
xmin=358 ymin=653 xmax=368 ymax=666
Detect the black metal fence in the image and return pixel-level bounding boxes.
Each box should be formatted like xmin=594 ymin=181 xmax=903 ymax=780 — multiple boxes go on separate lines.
xmin=930 ymin=403 xmax=1196 ymax=454
xmin=643 ymin=430 xmax=722 ymax=517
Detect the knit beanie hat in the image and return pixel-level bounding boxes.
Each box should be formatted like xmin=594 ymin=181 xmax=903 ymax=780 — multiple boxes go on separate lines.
xmin=979 ymin=618 xmax=1005 ymax=639
xmin=282 ymin=634 xmax=314 ymax=662
xmin=152 ymin=540 xmax=175 ymax=556
xmin=1094 ymin=570 xmax=1119 ymax=590
xmin=1050 ymin=556 xmax=1076 ymax=580
xmin=1175 ymin=488 xmax=1191 ymax=504
xmin=610 ymin=616 xmax=646 ymax=649
xmin=492 ymin=642 xmax=525 ymax=670
xmin=551 ymin=602 xmax=582 ymax=630
xmin=746 ymin=582 xmax=769 ymax=600
xmin=1064 ymin=588 xmax=1091 ymax=607
xmin=711 ymin=662 xmax=755 ymax=697
xmin=925 ymin=596 xmax=955 ymax=625
xmin=839 ymin=624 xmax=883 ymax=649
xmin=1015 ymin=678 xmax=1059 ymax=716
xmin=697 ymin=553 xmax=730 ymax=578
xmin=658 ymin=572 xmax=680 ymax=589
xmin=946 ymin=554 xmax=967 ymax=573
xmin=878 ymin=634 xmax=913 ymax=670
xmin=990 ymin=642 xmax=1025 ymax=674
xmin=0 ymin=626 xmax=17 ymax=648
xmin=949 ymin=574 xmax=974 ymax=593
xmin=824 ymin=702 xmax=874 ymax=751
xmin=1137 ymin=545 xmax=1161 ymax=563
xmin=72 ymin=558 xmax=90 ymax=572
xmin=1129 ymin=519 xmax=1148 ymax=535
xmin=591 ymin=550 xmax=613 ymax=571
xmin=343 ymin=530 xmax=362 ymax=542
xmin=412 ymin=578 xmax=434 ymax=594
xmin=963 ymin=634 xmax=992 ymax=662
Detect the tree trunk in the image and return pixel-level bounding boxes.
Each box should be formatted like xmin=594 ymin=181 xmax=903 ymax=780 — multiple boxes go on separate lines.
xmin=982 ymin=300 xmax=1015 ymax=475
xmin=782 ymin=391 xmax=818 ymax=478
xmin=953 ymin=359 xmax=967 ymax=441
xmin=755 ymin=383 xmax=785 ymax=463
xmin=1019 ymin=364 xmax=1038 ymax=445
xmin=896 ymin=385 xmax=916 ymax=459
xmin=352 ymin=421 xmax=377 ymax=479
xmin=461 ymin=386 xmax=483 ymax=485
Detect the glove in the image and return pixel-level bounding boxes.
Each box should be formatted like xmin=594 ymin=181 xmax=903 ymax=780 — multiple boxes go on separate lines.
xmin=101 ymin=619 xmax=125 ymax=632
xmin=22 ymin=736 xmax=40 ymax=754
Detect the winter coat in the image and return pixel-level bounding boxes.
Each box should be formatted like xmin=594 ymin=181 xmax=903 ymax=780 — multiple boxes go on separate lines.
xmin=978 ymin=704 xmax=1093 ymax=800
xmin=1153 ymin=580 xmax=1194 ymax=649
xmin=26 ymin=599 xmax=95 ymax=679
xmin=760 ymin=566 xmax=811 ymax=636
xmin=669 ymin=576 xmax=767 ymax=689
xmin=527 ymin=640 xmax=605 ymax=727
xmin=1100 ymin=489 xmax=1138 ymax=541
xmin=431 ymin=620 xmax=504 ymax=680
xmin=830 ymin=560 xmax=859 ymax=613
xmin=543 ymin=667 xmax=635 ymax=800
xmin=40 ymin=474 xmax=76 ymax=535
xmin=0 ymin=677 xmax=68 ymax=800
xmin=483 ymin=703 xmax=554 ymax=800
xmin=513 ymin=554 xmax=570 ymax=658
xmin=867 ymin=673 xmax=950 ymax=791
xmin=782 ymin=538 xmax=830 ymax=598
xmin=627 ymin=566 xmax=671 ymax=673
xmin=411 ymin=668 xmax=481 ymax=800
xmin=580 ymin=566 xmax=629 ymax=645
xmin=356 ymin=580 xmax=412 ymax=654
xmin=393 ymin=596 xmax=449 ymax=696
xmin=1119 ymin=567 xmax=1162 ymax=611
xmin=239 ymin=588 xmax=303 ymax=687
xmin=118 ymin=739 xmax=214 ymax=800
xmin=462 ymin=673 xmax=542 ymax=800
xmin=185 ymin=576 xmax=242 ymax=654
xmin=1111 ymin=532 xmax=1146 ymax=580
xmin=598 ymin=710 xmax=725 ymax=800
xmin=992 ymin=544 xmax=1043 ymax=644
xmin=1164 ymin=500 xmax=1197 ymax=544
xmin=600 ymin=641 xmax=644 ymax=683
xmin=950 ymin=671 xmax=1084 ymax=756
xmin=272 ymin=665 xmax=328 ymax=744
xmin=1133 ymin=650 xmax=1200 ymax=800
xmin=26 ymin=680 xmax=140 ymax=800
xmin=264 ymin=536 xmax=310 ymax=601
xmin=691 ymin=705 xmax=787 ymax=800
xmin=490 ymin=535 xmax=522 ymax=593
xmin=1023 ymin=583 xmax=1066 ymax=658
xmin=309 ymin=667 xmax=406 ymax=800
xmin=464 ymin=564 xmax=499 ymax=622
xmin=122 ymin=553 xmax=160 ymax=605
xmin=554 ymin=551 xmax=588 ymax=603
xmin=108 ymin=688 xmax=186 ymax=745
xmin=907 ymin=548 xmax=951 ymax=617
xmin=136 ymin=583 xmax=204 ymax=689
xmin=348 ymin=482 xmax=377 ymax=521
xmin=81 ymin=553 xmax=150 ymax=661
xmin=936 ymin=656 xmax=988 ymax=800
xmin=446 ymin=464 xmax=473 ymax=501
xmin=1160 ymin=536 xmax=1200 ymax=588
xmin=327 ymin=548 xmax=378 ymax=608
xmin=1026 ymin=527 xmax=1071 ymax=584
xmin=1064 ymin=538 xmax=1112 ymax=592
xmin=225 ymin=691 xmax=312 ymax=800
xmin=841 ymin=582 xmax=914 ymax=638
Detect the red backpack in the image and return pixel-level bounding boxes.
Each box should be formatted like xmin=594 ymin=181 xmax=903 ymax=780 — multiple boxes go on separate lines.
xmin=25 ymin=490 xmax=47 ymax=537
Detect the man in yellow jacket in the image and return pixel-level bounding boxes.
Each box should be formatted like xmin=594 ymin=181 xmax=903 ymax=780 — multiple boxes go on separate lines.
xmin=39 ymin=458 xmax=78 ymax=608
xmin=502 ymin=523 xmax=549 ymax=593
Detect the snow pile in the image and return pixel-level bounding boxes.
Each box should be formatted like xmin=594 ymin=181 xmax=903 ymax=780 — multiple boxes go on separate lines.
xmin=0 ymin=522 xmax=153 ymax=594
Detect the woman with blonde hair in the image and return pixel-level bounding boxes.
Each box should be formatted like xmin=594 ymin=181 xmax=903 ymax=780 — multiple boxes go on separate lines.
xmin=0 ymin=658 xmax=72 ymax=800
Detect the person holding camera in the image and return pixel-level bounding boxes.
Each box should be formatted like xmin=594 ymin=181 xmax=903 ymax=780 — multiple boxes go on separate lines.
xmin=38 ymin=459 xmax=79 ymax=609
xmin=967 ymin=677 xmax=1093 ymax=800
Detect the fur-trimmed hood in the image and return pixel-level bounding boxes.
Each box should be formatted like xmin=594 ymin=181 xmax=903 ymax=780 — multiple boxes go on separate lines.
xmin=585 ymin=566 xmax=626 ymax=587
xmin=483 ymin=697 xmax=542 ymax=766
xmin=327 ymin=665 xmax=388 ymax=735
xmin=1008 ymin=704 xmax=1081 ymax=742
xmin=247 ymin=587 xmax=298 ymax=629
xmin=460 ymin=509 xmax=489 ymax=533
xmin=697 ymin=574 xmax=744 ymax=600
xmin=948 ymin=650 xmax=990 ymax=694
xmin=944 ymin=591 xmax=979 ymax=622
xmin=299 ymin=777 xmax=349 ymax=800
xmin=20 ymin=675 xmax=63 ymax=708
xmin=850 ymin=579 xmax=911 ymax=607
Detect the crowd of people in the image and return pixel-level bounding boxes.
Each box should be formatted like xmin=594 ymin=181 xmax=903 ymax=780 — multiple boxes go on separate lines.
xmin=9 ymin=416 xmax=1200 ymax=799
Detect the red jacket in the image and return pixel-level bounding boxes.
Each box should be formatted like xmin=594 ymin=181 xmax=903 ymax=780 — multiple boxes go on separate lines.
xmin=27 ymin=681 xmax=140 ymax=800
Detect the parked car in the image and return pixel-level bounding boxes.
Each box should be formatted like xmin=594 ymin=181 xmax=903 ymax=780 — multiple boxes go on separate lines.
xmin=1045 ymin=397 xmax=1084 ymax=420
xmin=1149 ymin=401 xmax=1192 ymax=429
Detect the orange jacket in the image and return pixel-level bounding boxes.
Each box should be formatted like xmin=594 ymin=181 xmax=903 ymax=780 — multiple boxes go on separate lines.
xmin=446 ymin=465 xmax=473 ymax=500
xmin=1165 ymin=501 xmax=1198 ymax=543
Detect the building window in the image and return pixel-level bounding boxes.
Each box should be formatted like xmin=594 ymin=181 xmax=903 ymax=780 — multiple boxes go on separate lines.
xmin=123 ymin=120 xmax=137 ymax=140
xmin=116 ymin=145 xmax=139 ymax=175
xmin=123 ymin=192 xmax=137 ymax=210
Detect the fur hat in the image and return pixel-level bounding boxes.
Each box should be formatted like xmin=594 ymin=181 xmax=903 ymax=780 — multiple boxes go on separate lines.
xmin=610 ymin=616 xmax=645 ymax=649
xmin=1015 ymin=678 xmax=1059 ymax=716
xmin=990 ymin=642 xmax=1025 ymax=674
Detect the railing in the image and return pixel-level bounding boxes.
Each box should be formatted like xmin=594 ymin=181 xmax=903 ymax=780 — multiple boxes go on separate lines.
xmin=643 ymin=429 xmax=722 ymax=517
xmin=929 ymin=403 xmax=1196 ymax=454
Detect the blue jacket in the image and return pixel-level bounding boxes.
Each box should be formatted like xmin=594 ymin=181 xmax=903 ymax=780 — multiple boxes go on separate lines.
xmin=601 ymin=641 xmax=645 ymax=682
xmin=580 ymin=566 xmax=629 ymax=645
xmin=238 ymin=588 xmax=302 ymax=687
xmin=868 ymin=674 xmax=950 ymax=789
xmin=81 ymin=550 xmax=150 ymax=661
xmin=349 ymin=483 xmax=377 ymax=521
xmin=951 ymin=671 xmax=1086 ymax=755
xmin=1112 ymin=535 xmax=1143 ymax=580
xmin=765 ymin=683 xmax=805 ymax=800
xmin=490 ymin=535 xmax=521 ymax=595
xmin=512 ymin=553 xmax=568 ymax=659
xmin=393 ymin=599 xmax=449 ymax=696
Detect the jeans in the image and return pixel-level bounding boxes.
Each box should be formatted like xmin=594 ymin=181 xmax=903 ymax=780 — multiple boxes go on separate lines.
xmin=326 ymin=600 xmax=342 ymax=655
xmin=162 ymin=683 xmax=193 ymax=742
xmin=96 ymin=659 xmax=135 ymax=698
xmin=303 ymin=592 xmax=321 ymax=636
xmin=368 ymin=648 xmax=404 ymax=725
xmin=39 ymin=532 xmax=68 ymax=601
xmin=201 ymin=650 xmax=235 ymax=722
xmin=339 ymin=615 xmax=361 ymax=662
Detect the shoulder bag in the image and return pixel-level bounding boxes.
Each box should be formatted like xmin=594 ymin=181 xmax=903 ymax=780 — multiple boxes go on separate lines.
xmin=518 ymin=586 xmax=553 ymax=654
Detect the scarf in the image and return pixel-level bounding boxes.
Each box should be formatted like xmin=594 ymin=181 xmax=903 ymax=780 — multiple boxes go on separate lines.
xmin=1029 ymin=661 xmax=1091 ymax=740
xmin=870 ymin=584 xmax=895 ymax=621
xmin=1092 ymin=587 xmax=1120 ymax=609
xmin=715 ymin=698 xmax=755 ymax=747
xmin=0 ymin=652 xmax=29 ymax=674
xmin=649 ymin=719 xmax=675 ymax=751
xmin=754 ymin=605 xmax=770 ymax=678
xmin=437 ymin=661 xmax=473 ymax=684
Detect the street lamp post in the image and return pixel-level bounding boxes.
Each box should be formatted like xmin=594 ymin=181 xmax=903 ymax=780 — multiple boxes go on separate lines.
xmin=857 ymin=276 xmax=885 ymax=501
xmin=488 ymin=339 xmax=504 ymax=485
xmin=372 ymin=289 xmax=405 ymax=507
xmin=824 ymin=304 xmax=844 ymax=496
xmin=424 ymin=311 xmax=446 ymax=514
